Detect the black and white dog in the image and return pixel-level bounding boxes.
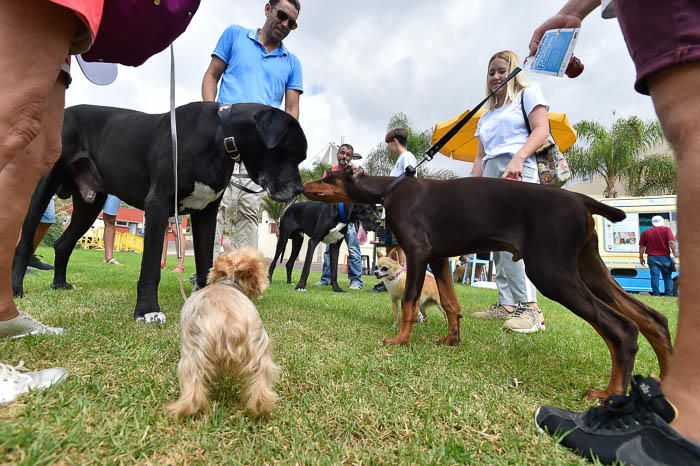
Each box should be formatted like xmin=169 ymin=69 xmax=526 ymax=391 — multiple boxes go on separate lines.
xmin=13 ymin=102 xmax=306 ymax=322
xmin=268 ymin=201 xmax=379 ymax=292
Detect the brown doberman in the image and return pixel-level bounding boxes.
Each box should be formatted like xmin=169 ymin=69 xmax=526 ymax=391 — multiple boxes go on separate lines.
xmin=303 ymin=166 xmax=673 ymax=400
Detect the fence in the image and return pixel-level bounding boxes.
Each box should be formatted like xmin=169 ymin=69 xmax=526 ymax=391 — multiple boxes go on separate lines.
xmin=78 ymin=226 xmax=144 ymax=253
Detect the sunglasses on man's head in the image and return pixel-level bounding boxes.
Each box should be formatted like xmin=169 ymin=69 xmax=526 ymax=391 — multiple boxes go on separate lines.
xmin=274 ymin=8 xmax=298 ymax=30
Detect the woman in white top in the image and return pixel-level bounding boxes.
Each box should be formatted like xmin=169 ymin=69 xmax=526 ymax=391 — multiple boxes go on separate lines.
xmin=470 ymin=50 xmax=550 ymax=334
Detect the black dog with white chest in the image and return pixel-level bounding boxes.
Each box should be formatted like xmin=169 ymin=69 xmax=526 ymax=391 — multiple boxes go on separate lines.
xmin=268 ymin=201 xmax=378 ymax=292
xmin=13 ymin=102 xmax=306 ymax=322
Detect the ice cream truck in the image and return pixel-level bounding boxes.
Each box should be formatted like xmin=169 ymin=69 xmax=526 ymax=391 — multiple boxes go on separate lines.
xmin=595 ymin=195 xmax=678 ymax=294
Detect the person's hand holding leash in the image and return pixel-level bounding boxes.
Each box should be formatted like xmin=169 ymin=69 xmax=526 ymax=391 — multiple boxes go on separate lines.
xmin=502 ymin=156 xmax=525 ymax=181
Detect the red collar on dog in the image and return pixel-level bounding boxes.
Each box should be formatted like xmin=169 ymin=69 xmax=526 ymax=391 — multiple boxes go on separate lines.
xmin=387 ymin=268 xmax=403 ymax=282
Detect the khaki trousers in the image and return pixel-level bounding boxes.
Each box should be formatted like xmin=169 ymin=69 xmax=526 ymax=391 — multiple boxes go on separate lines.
xmin=214 ymin=164 xmax=263 ymax=259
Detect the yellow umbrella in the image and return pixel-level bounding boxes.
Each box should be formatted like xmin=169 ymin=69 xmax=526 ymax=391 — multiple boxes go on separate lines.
xmin=431 ymin=108 xmax=577 ymax=162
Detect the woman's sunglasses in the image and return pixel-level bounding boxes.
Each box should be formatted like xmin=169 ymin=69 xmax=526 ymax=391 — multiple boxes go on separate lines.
xmin=274 ymin=8 xmax=298 ymax=30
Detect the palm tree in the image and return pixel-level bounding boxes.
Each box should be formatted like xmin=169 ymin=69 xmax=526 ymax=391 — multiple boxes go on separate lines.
xmin=566 ymin=116 xmax=664 ymax=198
xmin=625 ymin=153 xmax=677 ymax=196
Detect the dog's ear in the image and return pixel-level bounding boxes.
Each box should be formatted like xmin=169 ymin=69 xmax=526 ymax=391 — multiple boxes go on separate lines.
xmin=207 ymin=254 xmax=233 ymax=285
xmin=254 ymin=108 xmax=289 ymax=150
xmin=388 ymin=248 xmax=400 ymax=262
xmin=377 ymin=249 xmax=385 ymax=258
xmin=232 ymin=249 xmax=269 ymax=299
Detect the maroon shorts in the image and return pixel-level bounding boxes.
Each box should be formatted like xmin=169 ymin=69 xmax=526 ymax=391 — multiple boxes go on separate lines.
xmin=615 ymin=0 xmax=700 ymax=95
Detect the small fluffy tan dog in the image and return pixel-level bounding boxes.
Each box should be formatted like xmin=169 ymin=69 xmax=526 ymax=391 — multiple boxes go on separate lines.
xmin=373 ymin=250 xmax=444 ymax=328
xmin=167 ymin=249 xmax=279 ymax=418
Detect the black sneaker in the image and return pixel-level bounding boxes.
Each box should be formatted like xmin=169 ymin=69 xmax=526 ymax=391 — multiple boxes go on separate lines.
xmin=28 ymin=254 xmax=54 ymax=271
xmin=535 ymin=375 xmax=700 ymax=465
xmin=368 ymin=282 xmax=387 ymax=293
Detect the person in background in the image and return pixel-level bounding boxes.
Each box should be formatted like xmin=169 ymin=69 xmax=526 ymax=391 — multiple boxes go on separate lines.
xmin=28 ymin=198 xmax=57 ymax=271
xmin=315 ymin=144 xmax=364 ymax=290
xmin=203 ymin=0 xmax=303 ymax=255
xmin=639 ymin=215 xmax=678 ymax=297
xmin=368 ymin=129 xmax=416 ymax=294
xmin=162 ymin=216 xmax=187 ymax=273
xmin=470 ymin=50 xmax=549 ymax=334
xmin=102 ymin=194 xmax=120 ymax=265
xmin=383 ymin=128 xmax=417 ymax=267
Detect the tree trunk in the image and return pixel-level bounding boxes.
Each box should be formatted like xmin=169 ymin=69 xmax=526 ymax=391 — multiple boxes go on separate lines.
xmin=604 ymin=176 xmax=618 ymax=198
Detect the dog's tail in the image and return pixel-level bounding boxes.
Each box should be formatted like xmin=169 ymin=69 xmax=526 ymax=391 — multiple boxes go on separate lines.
xmin=241 ymin=327 xmax=280 ymax=417
xmin=579 ymin=194 xmax=626 ymax=222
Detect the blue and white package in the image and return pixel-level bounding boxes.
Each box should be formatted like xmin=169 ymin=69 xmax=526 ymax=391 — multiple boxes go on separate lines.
xmin=526 ymin=28 xmax=580 ymax=77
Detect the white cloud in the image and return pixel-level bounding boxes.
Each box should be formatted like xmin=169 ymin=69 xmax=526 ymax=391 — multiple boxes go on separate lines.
xmin=66 ymin=0 xmax=659 ymax=176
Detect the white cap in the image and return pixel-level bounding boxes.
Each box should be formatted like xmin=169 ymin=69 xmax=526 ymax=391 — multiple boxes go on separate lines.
xmin=651 ymin=215 xmax=665 ymax=227
xmin=76 ymin=55 xmax=118 ymax=85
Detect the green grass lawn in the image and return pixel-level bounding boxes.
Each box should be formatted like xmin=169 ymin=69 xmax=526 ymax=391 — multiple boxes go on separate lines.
xmin=1 ymin=247 xmax=678 ymax=465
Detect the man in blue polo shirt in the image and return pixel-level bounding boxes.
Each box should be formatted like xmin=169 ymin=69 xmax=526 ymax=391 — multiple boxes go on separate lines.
xmin=202 ymin=0 xmax=303 ymax=254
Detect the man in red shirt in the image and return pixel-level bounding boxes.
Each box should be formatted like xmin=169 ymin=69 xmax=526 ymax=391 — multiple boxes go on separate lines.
xmin=316 ymin=144 xmax=365 ymax=289
xmin=639 ymin=215 xmax=678 ymax=296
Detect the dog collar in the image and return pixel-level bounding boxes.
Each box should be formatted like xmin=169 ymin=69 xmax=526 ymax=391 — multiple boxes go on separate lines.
xmin=380 ymin=165 xmax=416 ymax=203
xmin=217 ymin=105 xmax=241 ymax=162
xmin=217 ymin=277 xmax=244 ymax=293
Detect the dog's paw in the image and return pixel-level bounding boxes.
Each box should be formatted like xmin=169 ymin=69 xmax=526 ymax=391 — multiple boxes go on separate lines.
xmin=136 ymin=312 xmax=166 ymax=324
xmin=295 ymin=288 xmax=307 ymax=292
xmin=438 ymin=335 xmax=460 ymax=346
xmin=383 ymin=336 xmax=408 ymax=345
xmin=584 ymin=388 xmax=613 ymax=404
xmin=50 ymin=282 xmax=76 ymax=291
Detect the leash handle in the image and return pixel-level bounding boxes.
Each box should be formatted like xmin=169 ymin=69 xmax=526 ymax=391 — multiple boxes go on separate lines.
xmin=423 ymin=67 xmax=522 ymax=162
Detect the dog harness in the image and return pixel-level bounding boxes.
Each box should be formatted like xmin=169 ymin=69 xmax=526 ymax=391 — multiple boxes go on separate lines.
xmin=338 ymin=203 xmax=349 ymax=223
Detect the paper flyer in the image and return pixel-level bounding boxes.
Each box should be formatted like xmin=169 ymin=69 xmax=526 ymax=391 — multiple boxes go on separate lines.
xmin=526 ymin=28 xmax=580 ymax=77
